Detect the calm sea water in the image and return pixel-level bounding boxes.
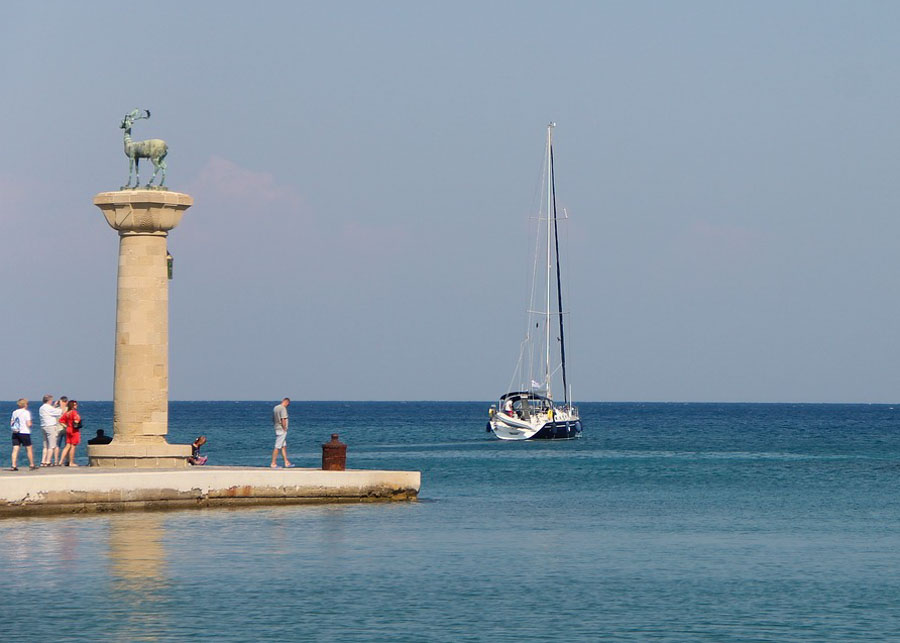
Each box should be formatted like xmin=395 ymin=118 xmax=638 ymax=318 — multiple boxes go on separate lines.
xmin=2 ymin=401 xmax=900 ymax=641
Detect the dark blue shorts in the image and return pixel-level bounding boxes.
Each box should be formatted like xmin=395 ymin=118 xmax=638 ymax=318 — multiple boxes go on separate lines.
xmin=11 ymin=432 xmax=32 ymax=447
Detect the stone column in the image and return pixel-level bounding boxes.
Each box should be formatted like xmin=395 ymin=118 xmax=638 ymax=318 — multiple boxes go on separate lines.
xmin=88 ymin=190 xmax=193 ymax=468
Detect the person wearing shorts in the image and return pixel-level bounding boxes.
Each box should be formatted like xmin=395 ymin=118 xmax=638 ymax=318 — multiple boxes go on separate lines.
xmin=270 ymin=397 xmax=293 ymax=468
xmin=10 ymin=398 xmax=35 ymax=471
xmin=39 ymin=394 xmax=63 ymax=466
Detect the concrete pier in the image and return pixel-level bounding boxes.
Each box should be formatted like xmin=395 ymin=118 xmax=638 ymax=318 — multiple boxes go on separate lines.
xmin=0 ymin=467 xmax=420 ymax=517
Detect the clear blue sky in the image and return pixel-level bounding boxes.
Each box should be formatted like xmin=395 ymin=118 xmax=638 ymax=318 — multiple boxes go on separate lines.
xmin=2 ymin=1 xmax=900 ymax=402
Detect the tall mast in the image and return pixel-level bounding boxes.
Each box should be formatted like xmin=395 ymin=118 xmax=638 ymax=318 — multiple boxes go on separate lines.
xmin=551 ymin=143 xmax=569 ymax=407
xmin=544 ymin=122 xmax=554 ymax=395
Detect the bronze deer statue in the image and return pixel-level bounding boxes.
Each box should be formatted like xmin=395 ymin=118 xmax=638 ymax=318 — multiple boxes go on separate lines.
xmin=120 ymin=109 xmax=168 ymax=189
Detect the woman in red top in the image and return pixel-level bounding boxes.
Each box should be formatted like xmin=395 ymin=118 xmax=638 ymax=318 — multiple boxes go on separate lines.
xmin=58 ymin=400 xmax=81 ymax=467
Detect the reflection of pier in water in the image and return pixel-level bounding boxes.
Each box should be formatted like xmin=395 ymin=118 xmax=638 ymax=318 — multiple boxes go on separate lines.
xmin=109 ymin=515 xmax=171 ymax=640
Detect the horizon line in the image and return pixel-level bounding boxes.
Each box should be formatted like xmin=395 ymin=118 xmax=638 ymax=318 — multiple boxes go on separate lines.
xmin=5 ymin=399 xmax=898 ymax=406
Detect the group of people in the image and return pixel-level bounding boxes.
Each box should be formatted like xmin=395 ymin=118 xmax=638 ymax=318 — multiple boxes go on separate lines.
xmin=9 ymin=395 xmax=82 ymax=471
xmin=6 ymin=396 xmax=295 ymax=471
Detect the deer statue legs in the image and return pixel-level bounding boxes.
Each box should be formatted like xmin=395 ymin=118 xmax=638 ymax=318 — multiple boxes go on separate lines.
xmin=148 ymin=152 xmax=167 ymax=188
xmin=124 ymin=157 xmax=139 ymax=189
xmin=123 ymin=154 xmax=167 ymax=189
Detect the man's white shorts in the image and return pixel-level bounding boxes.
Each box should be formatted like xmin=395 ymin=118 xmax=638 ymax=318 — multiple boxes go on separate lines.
xmin=43 ymin=424 xmax=63 ymax=449
xmin=274 ymin=430 xmax=287 ymax=449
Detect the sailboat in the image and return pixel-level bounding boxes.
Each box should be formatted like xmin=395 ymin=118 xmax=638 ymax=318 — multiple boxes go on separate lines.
xmin=487 ymin=123 xmax=583 ymax=441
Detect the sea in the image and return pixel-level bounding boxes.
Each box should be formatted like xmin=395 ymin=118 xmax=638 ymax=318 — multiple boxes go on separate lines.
xmin=2 ymin=401 xmax=900 ymax=641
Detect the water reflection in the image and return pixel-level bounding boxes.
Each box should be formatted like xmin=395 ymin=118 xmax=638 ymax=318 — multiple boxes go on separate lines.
xmin=323 ymin=506 xmax=346 ymax=545
xmin=108 ymin=514 xmax=171 ymax=641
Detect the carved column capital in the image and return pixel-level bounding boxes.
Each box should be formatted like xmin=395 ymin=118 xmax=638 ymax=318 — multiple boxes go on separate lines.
xmin=94 ymin=190 xmax=192 ymax=236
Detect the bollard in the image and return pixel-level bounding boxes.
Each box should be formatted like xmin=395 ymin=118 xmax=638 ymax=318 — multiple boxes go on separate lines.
xmin=322 ymin=433 xmax=347 ymax=471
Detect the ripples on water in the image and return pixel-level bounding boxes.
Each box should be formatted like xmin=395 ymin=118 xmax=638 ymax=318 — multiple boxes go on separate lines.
xmin=2 ymin=402 xmax=900 ymax=641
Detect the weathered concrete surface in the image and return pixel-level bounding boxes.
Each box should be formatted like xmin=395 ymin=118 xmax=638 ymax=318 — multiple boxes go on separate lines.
xmin=0 ymin=467 xmax=420 ymax=517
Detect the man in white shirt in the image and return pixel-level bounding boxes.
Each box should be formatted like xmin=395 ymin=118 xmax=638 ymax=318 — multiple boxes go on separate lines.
xmin=270 ymin=397 xmax=294 ymax=468
xmin=10 ymin=398 xmax=34 ymax=471
xmin=39 ymin=394 xmax=63 ymax=467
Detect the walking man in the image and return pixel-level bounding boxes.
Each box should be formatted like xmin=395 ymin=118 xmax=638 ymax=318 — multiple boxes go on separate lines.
xmin=270 ymin=397 xmax=294 ymax=468
xmin=10 ymin=398 xmax=35 ymax=471
xmin=39 ymin=394 xmax=63 ymax=466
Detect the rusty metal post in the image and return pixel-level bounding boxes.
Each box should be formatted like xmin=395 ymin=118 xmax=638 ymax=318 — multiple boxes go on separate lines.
xmin=322 ymin=434 xmax=347 ymax=471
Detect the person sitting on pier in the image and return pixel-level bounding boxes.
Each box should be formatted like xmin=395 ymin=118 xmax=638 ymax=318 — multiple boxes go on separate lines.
xmin=188 ymin=435 xmax=207 ymax=465
xmin=87 ymin=429 xmax=113 ymax=445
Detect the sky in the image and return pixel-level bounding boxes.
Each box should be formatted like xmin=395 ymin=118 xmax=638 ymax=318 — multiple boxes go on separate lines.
xmin=2 ymin=1 xmax=900 ymax=402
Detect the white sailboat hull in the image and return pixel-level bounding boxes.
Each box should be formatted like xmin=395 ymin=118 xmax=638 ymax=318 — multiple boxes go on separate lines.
xmin=490 ymin=413 xmax=541 ymax=440
xmin=489 ymin=408 xmax=582 ymax=441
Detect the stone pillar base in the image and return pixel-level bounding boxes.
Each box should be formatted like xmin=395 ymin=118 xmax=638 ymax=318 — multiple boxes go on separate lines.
xmin=88 ymin=442 xmax=192 ymax=468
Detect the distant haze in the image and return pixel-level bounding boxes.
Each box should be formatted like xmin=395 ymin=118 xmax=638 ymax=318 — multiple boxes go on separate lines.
xmin=2 ymin=1 xmax=899 ymax=402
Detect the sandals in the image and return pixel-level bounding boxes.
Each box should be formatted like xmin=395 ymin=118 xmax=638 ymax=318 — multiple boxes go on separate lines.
xmin=7 ymin=467 xmax=17 ymax=471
